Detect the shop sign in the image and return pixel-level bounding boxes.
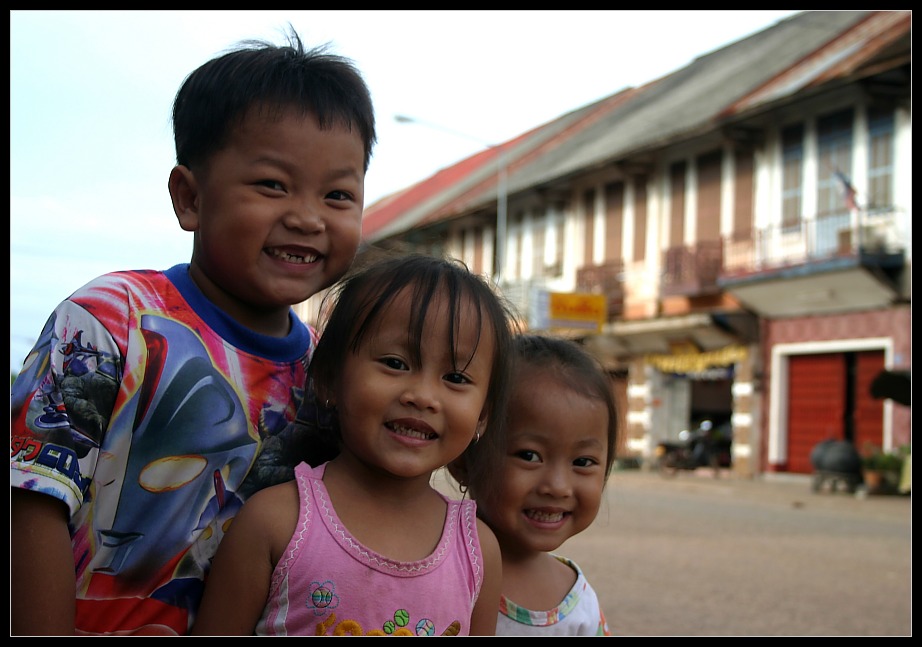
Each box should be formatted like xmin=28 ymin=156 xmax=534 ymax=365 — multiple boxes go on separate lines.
xmin=645 ymin=343 xmax=748 ymax=375
xmin=531 ymin=290 xmax=607 ymax=332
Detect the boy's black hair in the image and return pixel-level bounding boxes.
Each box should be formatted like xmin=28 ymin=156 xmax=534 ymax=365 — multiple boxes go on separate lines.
xmin=305 ymin=252 xmax=518 ymax=468
xmin=172 ymin=25 xmax=376 ymax=172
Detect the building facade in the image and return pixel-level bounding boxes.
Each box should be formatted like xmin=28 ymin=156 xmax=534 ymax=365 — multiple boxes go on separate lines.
xmin=298 ymin=10 xmax=912 ymax=478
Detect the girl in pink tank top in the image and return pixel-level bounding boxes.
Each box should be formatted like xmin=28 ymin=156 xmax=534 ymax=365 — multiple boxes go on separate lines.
xmin=192 ymin=254 xmax=518 ymax=636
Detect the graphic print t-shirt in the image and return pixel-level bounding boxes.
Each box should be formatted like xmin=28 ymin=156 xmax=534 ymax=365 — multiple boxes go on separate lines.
xmin=10 ymin=265 xmax=313 ymax=635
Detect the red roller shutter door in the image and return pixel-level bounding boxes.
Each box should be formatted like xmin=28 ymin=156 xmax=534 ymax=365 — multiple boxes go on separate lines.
xmin=786 ymin=351 xmax=885 ymax=474
xmin=788 ymin=354 xmax=845 ymax=473
xmin=853 ymin=351 xmax=886 ymax=453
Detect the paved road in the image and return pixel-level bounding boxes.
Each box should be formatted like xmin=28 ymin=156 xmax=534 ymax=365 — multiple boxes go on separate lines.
xmin=558 ymin=468 xmax=911 ymax=637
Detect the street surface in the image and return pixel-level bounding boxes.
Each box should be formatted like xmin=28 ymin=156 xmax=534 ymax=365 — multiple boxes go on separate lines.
xmin=558 ymin=468 xmax=911 ymax=637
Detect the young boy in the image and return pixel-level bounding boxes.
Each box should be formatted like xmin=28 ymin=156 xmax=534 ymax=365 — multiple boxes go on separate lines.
xmin=10 ymin=27 xmax=376 ymax=636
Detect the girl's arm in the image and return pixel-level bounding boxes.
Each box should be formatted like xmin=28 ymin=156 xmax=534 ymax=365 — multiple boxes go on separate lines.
xmin=468 ymin=518 xmax=502 ymax=636
xmin=191 ymin=481 xmax=298 ymax=635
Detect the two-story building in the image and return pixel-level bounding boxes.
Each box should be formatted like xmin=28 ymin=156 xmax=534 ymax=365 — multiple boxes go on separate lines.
xmin=296 ymin=10 xmax=912 ymax=479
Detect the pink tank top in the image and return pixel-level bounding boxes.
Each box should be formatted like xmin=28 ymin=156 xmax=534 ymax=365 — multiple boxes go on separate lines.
xmin=255 ymin=462 xmax=484 ymax=636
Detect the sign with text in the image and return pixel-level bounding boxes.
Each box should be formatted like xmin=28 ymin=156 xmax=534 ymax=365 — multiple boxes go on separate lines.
xmin=532 ymin=290 xmax=607 ymax=332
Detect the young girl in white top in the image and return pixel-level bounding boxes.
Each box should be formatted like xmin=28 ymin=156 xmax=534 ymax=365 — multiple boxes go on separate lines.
xmin=450 ymin=333 xmax=618 ymax=636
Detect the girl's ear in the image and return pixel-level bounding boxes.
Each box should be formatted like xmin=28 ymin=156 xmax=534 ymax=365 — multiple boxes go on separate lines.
xmin=312 ymin=382 xmax=333 ymax=409
xmin=474 ymin=417 xmax=487 ymax=442
xmin=168 ymin=165 xmax=200 ymax=232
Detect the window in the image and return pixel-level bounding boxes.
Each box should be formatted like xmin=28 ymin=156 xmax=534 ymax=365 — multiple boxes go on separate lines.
xmin=816 ymin=109 xmax=853 ymax=218
xmin=547 ymin=207 xmax=564 ymax=277
xmin=533 ymin=207 xmax=564 ymax=278
xmin=509 ymin=210 xmax=524 ymax=282
xmin=695 ymin=150 xmax=722 ymax=243
xmin=867 ymin=107 xmax=894 ymax=213
xmin=582 ymin=189 xmax=595 ymax=266
xmin=471 ymin=227 xmax=483 ymax=276
xmin=531 ymin=211 xmax=545 ymax=278
xmin=632 ymin=180 xmax=647 ymax=263
xmin=604 ymin=182 xmax=624 ymax=262
xmin=733 ymin=148 xmax=754 ymax=240
xmin=669 ymin=161 xmax=686 ymax=248
xmin=781 ymin=124 xmax=803 ymax=230
xmin=815 ymin=109 xmax=853 ymax=256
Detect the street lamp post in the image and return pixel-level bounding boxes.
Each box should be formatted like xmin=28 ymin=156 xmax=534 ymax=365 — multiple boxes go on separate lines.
xmin=394 ymin=114 xmax=507 ymax=284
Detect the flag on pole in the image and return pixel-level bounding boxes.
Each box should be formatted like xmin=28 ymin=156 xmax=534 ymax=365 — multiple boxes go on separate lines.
xmin=834 ymin=169 xmax=859 ymax=211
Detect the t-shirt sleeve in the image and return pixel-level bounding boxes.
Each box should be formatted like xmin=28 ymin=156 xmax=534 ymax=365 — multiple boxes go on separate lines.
xmin=11 ymin=294 xmax=124 ymax=517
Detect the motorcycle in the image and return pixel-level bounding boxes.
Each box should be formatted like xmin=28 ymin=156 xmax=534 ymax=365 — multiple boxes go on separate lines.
xmin=655 ymin=420 xmax=732 ymax=477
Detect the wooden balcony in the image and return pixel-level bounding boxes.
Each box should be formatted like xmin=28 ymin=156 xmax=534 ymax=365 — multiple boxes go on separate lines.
xmin=576 ymin=260 xmax=624 ymax=322
xmin=720 ymin=208 xmax=906 ymax=279
xmin=661 ymin=240 xmax=723 ymax=297
xmin=717 ymin=208 xmax=908 ymax=318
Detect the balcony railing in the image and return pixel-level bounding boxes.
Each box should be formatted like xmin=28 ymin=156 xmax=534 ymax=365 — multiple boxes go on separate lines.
xmin=575 ymin=260 xmax=624 ymax=322
xmin=495 ymin=209 xmax=905 ymax=323
xmin=661 ymin=240 xmax=723 ymax=297
xmin=722 ymin=207 xmax=905 ymax=277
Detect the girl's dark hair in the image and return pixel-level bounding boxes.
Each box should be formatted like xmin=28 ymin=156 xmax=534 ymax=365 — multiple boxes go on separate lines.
xmin=172 ymin=25 xmax=376 ymax=172
xmin=458 ymin=333 xmax=620 ymax=498
xmin=305 ymin=253 xmax=518 ymax=468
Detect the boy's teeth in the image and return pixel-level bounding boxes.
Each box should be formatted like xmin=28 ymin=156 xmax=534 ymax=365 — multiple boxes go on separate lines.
xmin=269 ymin=248 xmax=317 ymax=264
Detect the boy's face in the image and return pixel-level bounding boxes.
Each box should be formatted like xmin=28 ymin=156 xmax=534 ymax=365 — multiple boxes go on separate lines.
xmin=477 ymin=367 xmax=608 ymax=558
xmin=176 ymin=107 xmax=365 ymax=333
xmin=333 ymin=287 xmax=493 ymax=482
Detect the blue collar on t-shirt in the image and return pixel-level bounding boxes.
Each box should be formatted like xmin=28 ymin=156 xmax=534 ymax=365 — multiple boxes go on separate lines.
xmin=164 ymin=263 xmax=311 ymax=363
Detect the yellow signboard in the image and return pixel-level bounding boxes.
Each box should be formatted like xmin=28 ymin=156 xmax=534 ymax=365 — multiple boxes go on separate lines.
xmin=546 ymin=292 xmax=607 ymax=332
xmin=645 ymin=343 xmax=748 ymax=374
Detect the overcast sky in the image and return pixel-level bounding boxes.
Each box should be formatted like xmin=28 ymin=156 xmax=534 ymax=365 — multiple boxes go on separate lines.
xmin=10 ymin=9 xmax=801 ymax=373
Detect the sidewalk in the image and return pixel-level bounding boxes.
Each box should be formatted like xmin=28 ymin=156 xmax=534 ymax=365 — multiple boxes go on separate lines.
xmin=608 ymin=466 xmax=910 ymax=517
xmin=434 ymin=465 xmax=911 ymax=635
xmin=566 ymin=467 xmax=912 ymax=636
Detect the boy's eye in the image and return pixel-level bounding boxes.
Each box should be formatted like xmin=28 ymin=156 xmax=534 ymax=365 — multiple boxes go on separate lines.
xmin=326 ymin=190 xmax=353 ymax=202
xmin=258 ymin=179 xmax=285 ymax=191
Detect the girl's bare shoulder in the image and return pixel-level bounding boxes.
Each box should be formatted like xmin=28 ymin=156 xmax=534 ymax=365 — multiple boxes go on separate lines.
xmin=232 ymin=479 xmax=302 ymax=562
xmin=235 ymin=479 xmax=300 ymax=526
